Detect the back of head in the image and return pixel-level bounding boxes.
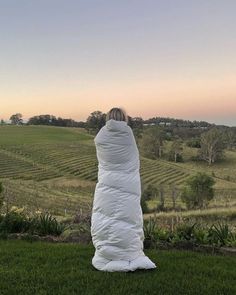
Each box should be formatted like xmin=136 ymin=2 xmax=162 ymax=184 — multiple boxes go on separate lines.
xmin=106 ymin=107 xmax=128 ymax=123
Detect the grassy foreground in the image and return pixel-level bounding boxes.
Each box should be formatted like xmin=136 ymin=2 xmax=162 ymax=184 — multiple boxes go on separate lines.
xmin=0 ymin=241 xmax=235 ymax=295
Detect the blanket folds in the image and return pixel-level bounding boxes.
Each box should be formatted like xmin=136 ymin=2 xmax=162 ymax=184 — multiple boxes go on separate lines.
xmin=91 ymin=119 xmax=157 ymax=272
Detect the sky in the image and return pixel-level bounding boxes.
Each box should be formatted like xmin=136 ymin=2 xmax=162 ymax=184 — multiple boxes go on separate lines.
xmin=0 ymin=0 xmax=236 ymax=126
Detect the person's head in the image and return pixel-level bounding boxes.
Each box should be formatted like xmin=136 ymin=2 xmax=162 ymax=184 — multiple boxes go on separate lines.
xmin=106 ymin=107 xmax=128 ymax=123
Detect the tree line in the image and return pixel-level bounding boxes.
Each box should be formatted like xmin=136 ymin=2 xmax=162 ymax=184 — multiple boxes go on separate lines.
xmin=1 ymin=111 xmax=236 ymax=166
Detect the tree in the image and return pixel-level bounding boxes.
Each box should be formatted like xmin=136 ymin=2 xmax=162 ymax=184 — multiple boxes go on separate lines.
xmin=141 ymin=126 xmax=165 ymax=159
xmin=224 ymin=129 xmax=236 ymax=150
xmin=128 ymin=117 xmax=144 ymax=129
xmin=28 ymin=114 xmax=57 ymax=125
xmin=129 ymin=117 xmax=144 ymax=145
xmin=86 ymin=111 xmax=106 ymax=134
xmin=198 ymin=127 xmax=225 ymax=165
xmin=168 ymin=137 xmax=183 ymax=162
xmin=142 ymin=184 xmax=158 ymax=201
xmin=180 ymin=172 xmax=215 ymax=209
xmin=0 ymin=119 xmax=6 ymax=125
xmin=9 ymin=113 xmax=23 ymax=125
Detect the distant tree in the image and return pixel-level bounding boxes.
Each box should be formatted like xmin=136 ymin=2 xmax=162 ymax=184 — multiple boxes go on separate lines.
xmin=141 ymin=126 xmax=165 ymax=159
xmin=168 ymin=137 xmax=184 ymax=162
xmin=224 ymin=129 xmax=236 ymax=150
xmin=142 ymin=184 xmax=158 ymax=201
xmin=128 ymin=117 xmax=144 ymax=129
xmin=27 ymin=114 xmax=84 ymax=127
xmin=9 ymin=113 xmax=23 ymax=125
xmin=0 ymin=119 xmax=6 ymax=125
xmin=186 ymin=137 xmax=201 ymax=148
xmin=198 ymin=127 xmax=225 ymax=165
xmin=86 ymin=111 xmax=106 ymax=134
xmin=181 ymin=172 xmax=215 ymax=209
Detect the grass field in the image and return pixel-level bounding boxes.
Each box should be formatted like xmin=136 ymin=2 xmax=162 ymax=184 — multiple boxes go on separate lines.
xmin=0 ymin=240 xmax=235 ymax=295
xmin=0 ymin=125 xmax=236 ymax=222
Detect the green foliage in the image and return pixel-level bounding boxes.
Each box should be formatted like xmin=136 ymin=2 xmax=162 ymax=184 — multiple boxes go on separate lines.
xmin=175 ymin=222 xmax=197 ymax=241
xmin=207 ymin=221 xmax=234 ymax=246
xmin=226 ymin=234 xmax=236 ymax=247
xmin=143 ymin=216 xmax=157 ymax=241
xmin=141 ymin=197 xmax=149 ymax=214
xmin=190 ymin=224 xmax=210 ymax=245
xmin=143 ymin=218 xmax=236 ymax=249
xmin=0 ymin=211 xmax=65 ymax=236
xmin=142 ymin=184 xmax=158 ymax=201
xmin=30 ymin=213 xmax=66 ymax=236
xmin=181 ymin=172 xmax=215 ymax=209
xmin=86 ymin=111 xmax=106 ymax=134
xmin=186 ymin=137 xmax=201 ymax=148
xmin=0 ymin=211 xmax=30 ymax=233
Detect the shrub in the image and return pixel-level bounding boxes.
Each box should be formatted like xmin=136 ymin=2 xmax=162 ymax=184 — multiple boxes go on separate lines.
xmin=0 ymin=211 xmax=30 ymax=233
xmin=29 ymin=213 xmax=66 ymax=236
xmin=225 ymin=233 xmax=236 ymax=247
xmin=207 ymin=221 xmax=234 ymax=246
xmin=143 ymin=216 xmax=157 ymax=240
xmin=0 ymin=211 xmax=65 ymax=236
xmin=175 ymin=222 xmax=197 ymax=241
xmin=192 ymin=226 xmax=209 ymax=245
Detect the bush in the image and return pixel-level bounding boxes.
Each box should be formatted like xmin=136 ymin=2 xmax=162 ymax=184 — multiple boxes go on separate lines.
xmin=0 ymin=211 xmax=65 ymax=236
xmin=0 ymin=211 xmax=30 ymax=233
xmin=29 ymin=213 xmax=66 ymax=236
xmin=143 ymin=216 xmax=158 ymax=248
xmin=192 ymin=225 xmax=209 ymax=245
xmin=207 ymin=221 xmax=234 ymax=246
xmin=175 ymin=222 xmax=197 ymax=241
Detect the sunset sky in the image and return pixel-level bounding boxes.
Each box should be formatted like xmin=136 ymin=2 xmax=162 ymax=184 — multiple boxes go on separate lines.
xmin=1 ymin=0 xmax=236 ymax=126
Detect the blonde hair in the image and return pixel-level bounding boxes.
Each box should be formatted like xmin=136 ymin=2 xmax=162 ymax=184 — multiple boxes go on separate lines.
xmin=106 ymin=107 xmax=128 ymax=123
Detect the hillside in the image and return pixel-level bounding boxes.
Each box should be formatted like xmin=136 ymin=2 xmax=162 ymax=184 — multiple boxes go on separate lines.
xmin=0 ymin=125 xmax=236 ymax=217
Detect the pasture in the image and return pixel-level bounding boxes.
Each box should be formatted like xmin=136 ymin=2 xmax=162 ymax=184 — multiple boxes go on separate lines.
xmin=0 ymin=125 xmax=236 ymax=224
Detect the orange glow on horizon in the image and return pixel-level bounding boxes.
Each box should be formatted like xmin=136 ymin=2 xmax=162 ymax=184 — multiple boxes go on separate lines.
xmin=1 ymin=75 xmax=236 ymax=124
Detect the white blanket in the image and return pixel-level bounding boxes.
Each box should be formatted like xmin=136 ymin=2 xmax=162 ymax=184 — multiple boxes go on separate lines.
xmin=91 ymin=119 xmax=156 ymax=272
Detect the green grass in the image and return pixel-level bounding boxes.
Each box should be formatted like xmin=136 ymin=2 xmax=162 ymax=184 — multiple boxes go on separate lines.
xmin=0 ymin=125 xmax=92 ymax=145
xmin=0 ymin=240 xmax=235 ymax=295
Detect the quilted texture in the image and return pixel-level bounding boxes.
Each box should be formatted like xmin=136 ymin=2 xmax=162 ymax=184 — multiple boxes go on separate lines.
xmin=91 ymin=119 xmax=157 ymax=272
